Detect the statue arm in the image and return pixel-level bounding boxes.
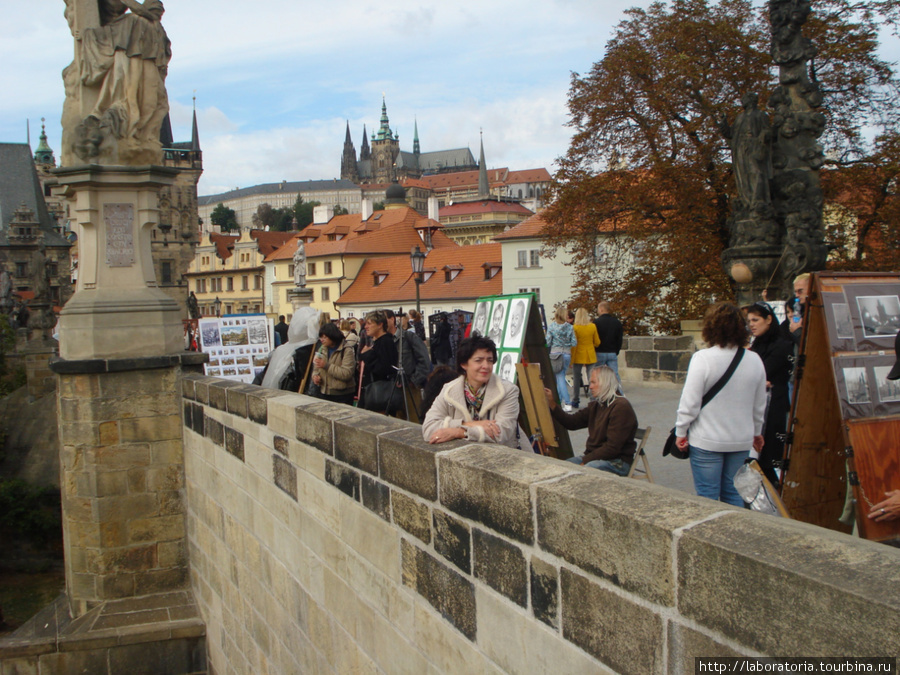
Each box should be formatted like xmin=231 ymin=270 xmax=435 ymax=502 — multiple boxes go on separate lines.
xmin=120 ymin=0 xmax=164 ymax=21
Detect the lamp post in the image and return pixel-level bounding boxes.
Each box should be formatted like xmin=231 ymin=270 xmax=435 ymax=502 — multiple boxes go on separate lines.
xmin=214 ymin=296 xmax=222 ymax=318
xmin=410 ymin=245 xmax=426 ymax=316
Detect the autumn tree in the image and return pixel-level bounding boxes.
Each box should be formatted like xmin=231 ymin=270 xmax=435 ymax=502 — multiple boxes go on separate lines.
xmin=543 ymin=0 xmax=899 ymax=333
xmin=209 ymin=203 xmax=238 ymax=232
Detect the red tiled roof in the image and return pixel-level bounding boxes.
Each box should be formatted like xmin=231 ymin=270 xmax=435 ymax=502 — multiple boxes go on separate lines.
xmin=421 ymin=169 xmax=509 ymax=190
xmin=336 ymin=243 xmax=502 ymax=306
xmin=265 ymin=207 xmax=455 ymax=262
xmin=439 ymin=200 xmax=534 ymax=217
xmin=505 ymin=168 xmax=552 ymax=184
xmin=250 ymin=229 xmax=295 ymax=257
xmin=209 ymin=232 xmax=239 ymax=260
xmin=492 ymin=212 xmax=551 ymax=241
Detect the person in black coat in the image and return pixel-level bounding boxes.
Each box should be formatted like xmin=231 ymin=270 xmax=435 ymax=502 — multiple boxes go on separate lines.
xmin=748 ymin=302 xmax=794 ymax=487
xmin=431 ymin=312 xmax=453 ymax=366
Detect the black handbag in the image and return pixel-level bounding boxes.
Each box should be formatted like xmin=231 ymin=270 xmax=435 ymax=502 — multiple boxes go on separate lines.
xmin=663 ymin=348 xmax=745 ymax=460
xmin=361 ymin=378 xmax=402 ymax=414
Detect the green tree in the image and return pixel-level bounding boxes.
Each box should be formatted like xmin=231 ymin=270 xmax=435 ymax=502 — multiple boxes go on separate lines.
xmin=210 ymin=203 xmax=238 ymax=232
xmin=543 ymin=0 xmax=900 ymax=333
xmin=292 ymin=195 xmax=321 ymax=230
xmin=333 ymin=204 xmax=349 ymax=216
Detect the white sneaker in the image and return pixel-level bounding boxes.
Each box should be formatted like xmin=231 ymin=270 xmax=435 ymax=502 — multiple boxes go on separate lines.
xmin=562 ymin=404 xmax=573 ymax=413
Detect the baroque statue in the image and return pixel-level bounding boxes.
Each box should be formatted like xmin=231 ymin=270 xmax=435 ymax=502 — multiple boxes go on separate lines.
xmin=293 ymin=241 xmax=307 ymax=288
xmin=61 ymin=0 xmax=171 ymax=166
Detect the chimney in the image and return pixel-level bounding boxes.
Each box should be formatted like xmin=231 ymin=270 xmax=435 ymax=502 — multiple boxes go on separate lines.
xmin=313 ymin=205 xmax=333 ymax=225
xmin=427 ymin=197 xmax=440 ymax=222
xmin=361 ymin=198 xmax=374 ymax=221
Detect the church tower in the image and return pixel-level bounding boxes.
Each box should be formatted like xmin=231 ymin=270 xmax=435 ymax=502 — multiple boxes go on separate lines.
xmin=340 ymin=121 xmax=359 ymax=182
xmin=360 ymin=124 xmax=371 ymax=161
xmin=371 ymin=97 xmax=400 ymax=184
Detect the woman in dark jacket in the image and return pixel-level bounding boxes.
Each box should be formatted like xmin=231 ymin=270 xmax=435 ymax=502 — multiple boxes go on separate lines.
xmin=359 ymin=310 xmax=400 ymax=412
xmin=748 ymin=301 xmax=794 ymax=487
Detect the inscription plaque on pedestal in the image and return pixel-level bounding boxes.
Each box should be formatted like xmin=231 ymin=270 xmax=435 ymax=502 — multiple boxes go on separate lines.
xmin=105 ymin=203 xmax=135 ymax=267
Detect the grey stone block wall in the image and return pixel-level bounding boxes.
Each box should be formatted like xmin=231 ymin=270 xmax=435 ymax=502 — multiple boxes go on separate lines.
xmin=621 ymin=334 xmax=696 ymax=385
xmin=180 ymin=374 xmax=900 ymax=675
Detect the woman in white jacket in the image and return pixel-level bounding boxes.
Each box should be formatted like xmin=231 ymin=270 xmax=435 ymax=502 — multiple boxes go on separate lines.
xmin=675 ymin=302 xmax=767 ymax=506
xmin=423 ymin=336 xmax=522 ymax=449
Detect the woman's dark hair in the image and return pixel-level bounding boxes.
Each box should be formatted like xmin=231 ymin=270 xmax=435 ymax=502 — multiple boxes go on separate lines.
xmin=420 ymin=366 xmax=459 ymax=417
xmin=365 ymin=310 xmax=388 ymax=332
xmin=746 ymin=301 xmax=776 ymax=322
xmin=784 ymin=296 xmax=799 ymax=313
xmin=701 ymin=302 xmax=748 ymax=349
xmin=319 ymin=322 xmax=344 ymax=345
xmin=455 ymin=336 xmax=497 ymax=375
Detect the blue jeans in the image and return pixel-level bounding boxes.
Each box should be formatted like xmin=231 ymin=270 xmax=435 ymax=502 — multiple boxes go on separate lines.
xmin=553 ymin=352 xmax=572 ymax=405
xmin=689 ymin=446 xmax=748 ymax=507
xmin=595 ymin=352 xmax=621 ymax=389
xmin=567 ymin=455 xmax=631 ymax=477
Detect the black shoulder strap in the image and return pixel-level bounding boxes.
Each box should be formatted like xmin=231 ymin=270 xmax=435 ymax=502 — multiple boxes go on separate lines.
xmin=701 ymin=348 xmax=744 ymax=408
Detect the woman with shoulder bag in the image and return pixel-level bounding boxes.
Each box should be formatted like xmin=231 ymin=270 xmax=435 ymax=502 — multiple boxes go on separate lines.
xmin=546 ymin=305 xmax=577 ymax=412
xmin=312 ymin=322 xmax=358 ymax=405
xmin=359 ymin=310 xmax=400 ymax=413
xmin=571 ymin=308 xmax=600 ymax=408
xmin=674 ymin=302 xmax=767 ymax=507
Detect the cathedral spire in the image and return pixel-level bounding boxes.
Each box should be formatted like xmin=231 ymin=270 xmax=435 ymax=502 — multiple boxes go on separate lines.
xmin=341 ymin=119 xmax=359 ymax=182
xmin=376 ymin=95 xmax=394 ymax=141
xmin=477 ymin=130 xmax=489 ymax=199
xmin=360 ymin=124 xmax=371 ymax=160
xmin=413 ymin=118 xmax=420 ymax=155
xmin=344 ymin=120 xmax=353 ymax=144
xmin=191 ymin=96 xmax=201 ymax=152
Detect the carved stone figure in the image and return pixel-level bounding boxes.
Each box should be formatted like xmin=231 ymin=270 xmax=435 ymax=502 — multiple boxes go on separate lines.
xmin=28 ymin=243 xmax=56 ymax=339
xmin=61 ymin=0 xmax=171 ymax=165
xmin=721 ymin=93 xmax=772 ymax=215
xmin=293 ymin=241 xmax=307 ymax=288
xmin=0 ymin=268 xmax=13 ymax=316
xmin=187 ymin=291 xmax=200 ymax=320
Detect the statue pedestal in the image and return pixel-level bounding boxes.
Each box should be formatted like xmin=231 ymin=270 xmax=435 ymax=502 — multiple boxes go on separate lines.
xmin=54 ymin=165 xmax=182 ymax=360
xmin=722 ymin=244 xmax=785 ymax=306
xmin=289 ymin=287 xmax=314 ymax=313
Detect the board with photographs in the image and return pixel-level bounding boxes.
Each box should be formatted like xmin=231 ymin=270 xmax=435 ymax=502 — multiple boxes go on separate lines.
xmin=199 ymin=314 xmax=272 ymax=383
xmin=473 ymin=293 xmax=574 ymax=459
xmin=783 ymin=272 xmax=900 ymax=545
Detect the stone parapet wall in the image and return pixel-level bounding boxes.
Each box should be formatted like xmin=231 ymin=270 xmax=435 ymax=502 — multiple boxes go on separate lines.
xmin=181 ymin=374 xmax=900 ymax=675
xmin=620 ymin=335 xmax=695 ymax=387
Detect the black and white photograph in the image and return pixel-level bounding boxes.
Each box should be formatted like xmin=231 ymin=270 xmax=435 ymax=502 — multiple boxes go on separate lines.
xmin=487 ymin=299 xmax=508 ymax=346
xmin=472 ymin=301 xmax=491 ymax=337
xmin=496 ymin=351 xmax=518 ymax=384
xmin=833 ymin=303 xmax=853 ymax=339
xmin=843 ymin=367 xmax=871 ymax=404
xmin=856 ymin=295 xmax=900 ymax=338
xmin=503 ymin=298 xmax=529 ymax=350
xmin=199 ymin=319 xmax=221 ymax=349
xmin=875 ymin=366 xmax=900 ymax=403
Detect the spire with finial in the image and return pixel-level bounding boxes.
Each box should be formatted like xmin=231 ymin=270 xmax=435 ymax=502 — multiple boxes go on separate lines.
xmin=341 ymin=119 xmax=359 ymax=181
xmin=477 ymin=129 xmax=489 ymax=199
xmin=376 ymin=95 xmax=393 ymax=141
xmin=34 ymin=118 xmax=56 ymax=167
xmin=360 ymin=124 xmax=371 ymax=160
xmin=413 ymin=118 xmax=420 ymax=155
xmin=191 ymin=94 xmax=201 ymax=152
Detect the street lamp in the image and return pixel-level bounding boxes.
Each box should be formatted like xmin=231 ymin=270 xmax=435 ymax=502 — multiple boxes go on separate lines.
xmin=213 ymin=296 xmax=222 ymax=318
xmin=410 ymin=245 xmax=426 ymax=316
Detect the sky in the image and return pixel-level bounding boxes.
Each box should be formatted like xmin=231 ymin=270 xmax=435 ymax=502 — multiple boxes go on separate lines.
xmin=0 ymin=0 xmax=653 ymax=196
xmin=1 ymin=1 xmax=897 ymax=198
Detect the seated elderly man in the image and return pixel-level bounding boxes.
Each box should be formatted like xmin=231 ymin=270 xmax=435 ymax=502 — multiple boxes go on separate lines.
xmin=544 ymin=365 xmax=638 ymax=476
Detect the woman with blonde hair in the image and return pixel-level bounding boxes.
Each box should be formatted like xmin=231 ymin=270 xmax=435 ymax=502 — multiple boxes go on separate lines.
xmin=546 ymin=305 xmax=577 ymax=411
xmin=571 ymin=307 xmax=600 ymax=408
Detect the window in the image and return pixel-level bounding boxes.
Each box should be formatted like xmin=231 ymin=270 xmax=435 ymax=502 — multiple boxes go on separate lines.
xmin=594 ymin=243 xmax=607 ymax=266
xmin=324 ymin=261 xmax=332 ymax=275
xmin=530 ymin=250 xmax=540 ymax=267
xmin=196 ymin=280 xmax=203 ymax=293
xmin=226 ymin=304 xmax=233 ymax=314
xmin=321 ymin=287 xmax=330 ymax=301
xmin=518 ymin=287 xmax=541 ymax=304
xmin=308 ymin=262 xmax=317 ymax=276
xmin=242 ymin=275 xmax=249 ymax=291
xmin=517 ymin=249 xmax=540 ymax=269
xmin=202 ymin=256 xmax=209 ymax=266
xmin=15 ymin=262 xmax=26 ymax=277
xmin=161 ymin=261 xmax=173 ymax=284
xmin=226 ymin=277 xmax=234 ymax=292
xmin=254 ymin=275 xmax=262 ymax=290
xmin=288 ymin=264 xmax=294 ymax=279
xmin=48 ymin=262 xmax=58 ymax=278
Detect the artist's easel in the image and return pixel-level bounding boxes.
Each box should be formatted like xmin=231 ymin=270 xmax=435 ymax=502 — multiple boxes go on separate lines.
xmin=783 ymin=272 xmax=900 ymax=544
xmin=516 ymin=363 xmax=558 ymax=456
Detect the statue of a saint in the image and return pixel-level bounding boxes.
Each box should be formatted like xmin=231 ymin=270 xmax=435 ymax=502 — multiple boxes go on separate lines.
xmin=0 ymin=268 xmax=13 ymax=316
xmin=187 ymin=291 xmax=201 ymax=320
xmin=293 ymin=241 xmax=307 ymax=288
xmin=61 ymin=0 xmax=171 ymax=165
xmin=720 ymin=93 xmax=772 ymax=214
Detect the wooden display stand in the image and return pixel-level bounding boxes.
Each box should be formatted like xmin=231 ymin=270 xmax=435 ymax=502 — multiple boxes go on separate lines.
xmin=783 ymin=272 xmax=900 ymax=544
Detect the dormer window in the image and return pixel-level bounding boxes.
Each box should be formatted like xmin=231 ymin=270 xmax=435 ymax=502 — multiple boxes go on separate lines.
xmin=482 ymin=262 xmax=501 ymax=280
xmin=373 ymin=270 xmax=388 ymax=286
xmin=443 ymin=265 xmax=462 ymax=282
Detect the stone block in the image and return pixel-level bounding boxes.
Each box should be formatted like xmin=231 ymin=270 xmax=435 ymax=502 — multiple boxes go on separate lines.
xmin=625 ymin=336 xmax=654 ymax=350
xmin=191 ymin=402 xmax=204 ymax=435
xmin=334 ymin=412 xmax=408 ymax=475
xmin=207 ymin=381 xmax=231 ymax=411
xmin=561 ymin=568 xmax=663 ymax=675
xmin=625 ymin=350 xmax=658 ymax=369
xmin=391 ymin=491 xmax=431 ymax=544
xmin=96 ymin=544 xmax=156 ymax=573
xmin=107 ymin=636 xmax=206 ymax=675
xmin=134 ymin=566 xmax=189 ymax=594
xmin=677 ymin=513 xmax=900 ymax=656
xmin=181 ymin=376 xmax=196 ymax=400
xmin=530 ymin=556 xmax=558 ymax=629
xmin=98 ymin=570 xmax=136 ymax=598
xmin=205 ymin=416 xmax=224 ymax=446
xmin=273 ymin=454 xmax=298 ymax=501
xmin=402 ymin=539 xmax=476 ymax=641
xmin=0 ymin=657 xmax=39 ymax=675
xmin=147 ymin=465 xmax=183 ymax=492
xmin=94 ymin=493 xmax=159 ymax=522
xmin=325 ymin=458 xmax=360 ymax=501
xmin=36 ymin=649 xmax=110 ymax=675
xmin=150 ymin=440 xmax=183 ymax=465
xmin=119 ymin=414 xmax=181 ymax=443
xmin=224 ymin=427 xmax=244 ymax=461
xmin=295 ymin=400 xmax=357 ymax=454
xmin=439 ymin=445 xmax=571 ymax=545
xmin=158 ymin=539 xmax=187 ymax=568
xmin=667 ymin=621 xmax=746 ymax=673
xmin=273 ymin=435 xmax=288 ymax=456
xmin=536 ymin=472 xmax=725 ymax=605
xmin=378 ymin=427 xmax=451 ymax=501
xmin=128 ymin=514 xmax=186 ymax=544
xmin=473 ymin=528 xmax=527 ymax=607
xmin=226 ymin=385 xmax=252 ymax=418
xmin=658 ymin=351 xmax=686 ymax=372
xmin=433 ymin=509 xmax=471 ymax=574
xmin=58 ymin=372 xmax=101 ymax=399
xmin=361 ymin=475 xmax=390 ymax=522
xmin=193 ymin=378 xmax=210 ymax=406
xmin=246 ymin=387 xmax=284 ymax=425
xmin=93 ymin=443 xmax=152 ymax=470
xmin=96 ymin=470 xmax=129 ymax=497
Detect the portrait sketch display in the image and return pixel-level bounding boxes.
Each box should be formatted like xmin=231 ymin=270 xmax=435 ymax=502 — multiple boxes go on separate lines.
xmin=471 ymin=300 xmax=492 ymax=337
xmin=486 ymin=299 xmax=509 ymax=347
xmin=495 ymin=350 xmax=520 ymax=384
xmin=502 ymin=297 xmax=530 ymax=350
